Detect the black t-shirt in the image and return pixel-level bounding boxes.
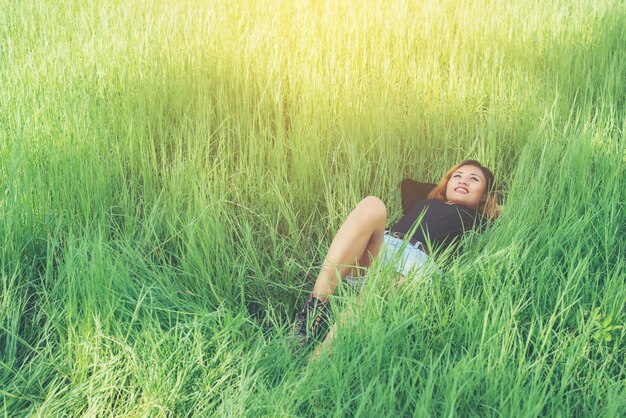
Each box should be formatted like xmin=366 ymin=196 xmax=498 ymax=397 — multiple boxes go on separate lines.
xmin=389 ymin=198 xmax=486 ymax=254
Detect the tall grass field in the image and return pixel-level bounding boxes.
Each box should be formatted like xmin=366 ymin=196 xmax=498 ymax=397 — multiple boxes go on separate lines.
xmin=1 ymin=0 xmax=625 ymax=416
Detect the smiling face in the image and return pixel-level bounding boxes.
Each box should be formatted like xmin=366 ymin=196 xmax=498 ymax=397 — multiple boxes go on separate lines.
xmin=445 ymin=164 xmax=488 ymax=209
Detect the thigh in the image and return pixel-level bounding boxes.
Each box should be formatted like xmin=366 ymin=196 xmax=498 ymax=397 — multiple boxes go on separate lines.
xmin=347 ymin=226 xmax=385 ymax=277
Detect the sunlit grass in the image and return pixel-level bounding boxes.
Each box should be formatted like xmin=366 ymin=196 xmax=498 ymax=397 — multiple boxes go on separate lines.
xmin=1 ymin=0 xmax=625 ymax=416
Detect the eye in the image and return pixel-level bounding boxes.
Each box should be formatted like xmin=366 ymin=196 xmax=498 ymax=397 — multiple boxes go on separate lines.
xmin=470 ymin=177 xmax=480 ymax=182
xmin=452 ymin=174 xmax=461 ymax=178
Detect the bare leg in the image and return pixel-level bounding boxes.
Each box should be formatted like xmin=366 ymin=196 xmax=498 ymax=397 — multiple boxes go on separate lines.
xmin=311 ymin=196 xmax=387 ymax=300
xmin=310 ymin=273 xmax=406 ymax=360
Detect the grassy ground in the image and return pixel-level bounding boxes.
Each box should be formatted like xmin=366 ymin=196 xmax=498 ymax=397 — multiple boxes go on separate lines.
xmin=1 ymin=0 xmax=625 ymax=416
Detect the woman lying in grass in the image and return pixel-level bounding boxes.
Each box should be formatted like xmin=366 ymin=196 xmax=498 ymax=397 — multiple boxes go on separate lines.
xmin=293 ymin=160 xmax=501 ymax=350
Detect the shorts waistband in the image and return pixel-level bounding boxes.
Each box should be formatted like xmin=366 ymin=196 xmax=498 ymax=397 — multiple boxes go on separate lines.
xmin=386 ymin=231 xmax=429 ymax=254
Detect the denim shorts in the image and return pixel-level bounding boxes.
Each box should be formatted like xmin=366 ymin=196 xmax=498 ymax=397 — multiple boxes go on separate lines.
xmin=343 ymin=232 xmax=437 ymax=290
xmin=379 ymin=231 xmax=431 ymax=277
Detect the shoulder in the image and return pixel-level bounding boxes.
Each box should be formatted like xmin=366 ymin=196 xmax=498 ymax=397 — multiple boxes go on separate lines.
xmin=452 ymin=203 xmax=490 ymax=229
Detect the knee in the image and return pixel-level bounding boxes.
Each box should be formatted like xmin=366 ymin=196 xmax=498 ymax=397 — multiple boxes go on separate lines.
xmin=358 ymin=196 xmax=387 ymax=218
xmin=353 ymin=196 xmax=387 ymax=226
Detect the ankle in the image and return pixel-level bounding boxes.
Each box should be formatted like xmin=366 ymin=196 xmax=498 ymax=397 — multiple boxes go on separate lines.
xmin=309 ymin=294 xmax=328 ymax=304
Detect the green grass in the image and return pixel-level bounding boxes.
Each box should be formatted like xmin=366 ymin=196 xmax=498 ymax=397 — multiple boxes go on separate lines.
xmin=1 ymin=0 xmax=625 ymax=416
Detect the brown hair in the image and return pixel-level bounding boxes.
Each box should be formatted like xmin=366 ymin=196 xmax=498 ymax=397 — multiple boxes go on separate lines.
xmin=427 ymin=160 xmax=501 ymax=221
